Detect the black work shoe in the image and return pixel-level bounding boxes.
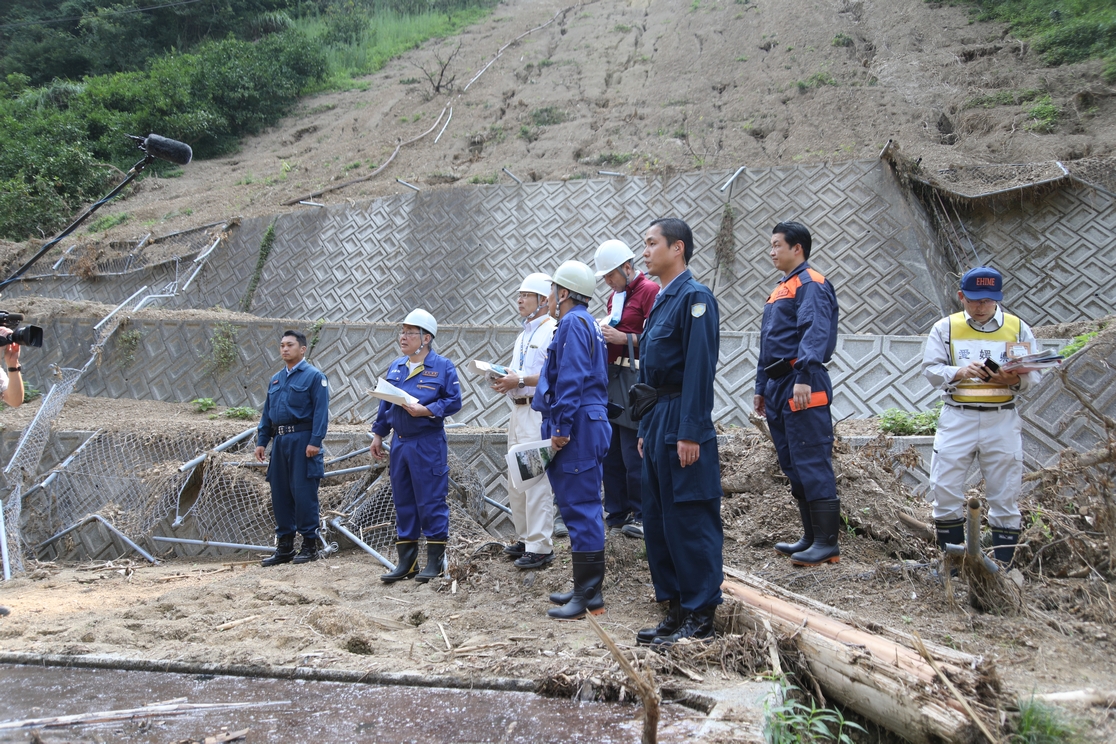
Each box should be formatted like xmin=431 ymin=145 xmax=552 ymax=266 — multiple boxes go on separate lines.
xmin=548 ymin=550 xmax=606 ymax=620
xmin=503 ymin=541 xmax=526 ymax=558
xmin=636 ymin=599 xmax=684 ymax=645
xmin=651 ymin=606 xmax=716 ymax=649
xmin=261 ymin=536 xmax=296 ymax=567
xmin=514 ymin=551 xmax=555 ymax=570
xmin=292 ymin=540 xmax=319 ymax=564
xmin=621 ymin=520 xmax=644 ymax=539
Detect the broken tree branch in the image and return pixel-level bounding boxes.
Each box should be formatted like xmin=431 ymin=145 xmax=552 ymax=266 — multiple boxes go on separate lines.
xmin=586 ymin=612 xmax=659 ymax=744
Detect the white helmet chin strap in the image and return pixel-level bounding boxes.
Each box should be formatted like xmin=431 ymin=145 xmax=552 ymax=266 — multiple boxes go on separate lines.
xmin=525 ymin=294 xmax=548 ymax=322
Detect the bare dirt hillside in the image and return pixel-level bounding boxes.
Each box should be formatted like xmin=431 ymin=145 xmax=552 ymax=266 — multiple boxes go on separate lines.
xmin=77 ymin=0 xmax=1116 ymax=244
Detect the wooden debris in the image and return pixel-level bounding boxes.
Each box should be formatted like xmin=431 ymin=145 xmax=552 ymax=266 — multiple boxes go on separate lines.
xmin=1035 ymin=689 xmax=1116 ymax=707
xmin=586 ymin=612 xmax=660 ymax=744
xmin=0 ymin=702 xmax=287 ymax=730
xmin=215 ymin=615 xmax=260 ymax=631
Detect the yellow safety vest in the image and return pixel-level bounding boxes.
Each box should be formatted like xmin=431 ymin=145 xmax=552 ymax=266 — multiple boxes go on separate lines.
xmin=948 ymin=312 xmax=1020 ymax=404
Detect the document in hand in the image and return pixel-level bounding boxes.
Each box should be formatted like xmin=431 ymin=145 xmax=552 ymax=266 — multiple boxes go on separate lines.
xmin=1001 ymin=348 xmax=1064 ymax=373
xmin=368 ymin=377 xmax=418 ymax=406
xmin=468 ymin=359 xmax=513 ymax=383
xmin=505 ymin=439 xmax=555 ymax=490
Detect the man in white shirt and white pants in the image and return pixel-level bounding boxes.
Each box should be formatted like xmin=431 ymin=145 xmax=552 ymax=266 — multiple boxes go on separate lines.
xmin=492 ymin=273 xmax=559 ymax=569
xmin=921 ymin=266 xmax=1042 ymax=566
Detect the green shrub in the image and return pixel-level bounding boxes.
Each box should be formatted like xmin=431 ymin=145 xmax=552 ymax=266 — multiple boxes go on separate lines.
xmin=23 ymin=385 xmax=41 ymax=403
xmin=530 ymin=106 xmax=568 ymax=126
xmin=832 ymin=33 xmax=854 ymax=47
xmin=1025 ymin=94 xmax=1059 ymax=132
xmin=223 ymin=406 xmax=259 ymax=420
xmin=764 ymin=683 xmax=865 ymax=744
xmin=1012 ymin=696 xmax=1081 ymax=743
xmin=87 ymin=212 xmax=129 ymax=232
xmin=951 ymin=1 xmax=1116 ymax=70
xmin=208 ymin=322 xmax=240 ymax=375
xmin=879 ymin=403 xmax=943 ymax=436
xmin=1060 ymin=331 xmax=1098 ymax=357
xmin=192 ymin=397 xmax=216 ymax=412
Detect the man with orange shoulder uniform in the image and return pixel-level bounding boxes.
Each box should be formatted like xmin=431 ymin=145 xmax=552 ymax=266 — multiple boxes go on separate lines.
xmin=921 ymin=267 xmax=1041 ymax=566
xmin=754 ymin=221 xmax=841 ymax=567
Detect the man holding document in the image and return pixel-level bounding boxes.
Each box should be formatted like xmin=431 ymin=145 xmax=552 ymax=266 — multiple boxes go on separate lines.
xmin=372 ymin=309 xmax=462 ymax=584
xmin=533 ymin=260 xmax=611 ymax=620
xmin=490 ymin=273 xmax=558 ymax=570
xmin=922 ymin=267 xmax=1043 ymax=567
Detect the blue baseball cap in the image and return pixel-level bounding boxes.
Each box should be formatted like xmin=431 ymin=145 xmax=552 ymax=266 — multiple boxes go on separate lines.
xmin=960 ymin=267 xmax=1003 ymax=301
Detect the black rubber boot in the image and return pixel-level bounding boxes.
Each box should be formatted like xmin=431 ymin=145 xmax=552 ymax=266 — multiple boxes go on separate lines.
xmin=651 ymin=605 xmax=716 ymax=648
xmin=261 ymin=535 xmax=296 ymax=567
xmin=934 ymin=518 xmax=965 ymax=551
xmin=380 ymin=541 xmax=419 ymax=583
xmin=791 ymin=499 xmax=841 ymax=566
xmin=774 ymin=497 xmax=813 ymax=557
xmin=636 ymin=598 xmax=685 ymax=645
xmin=292 ymin=536 xmax=320 ymax=564
xmin=991 ymin=528 xmax=1021 ymax=566
xmin=548 ymin=550 xmax=606 ymax=620
xmin=414 ymin=541 xmax=447 ymax=584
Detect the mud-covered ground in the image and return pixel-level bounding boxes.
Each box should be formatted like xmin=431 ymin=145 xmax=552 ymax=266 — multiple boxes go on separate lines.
xmin=1 ymin=393 xmax=1115 ymax=741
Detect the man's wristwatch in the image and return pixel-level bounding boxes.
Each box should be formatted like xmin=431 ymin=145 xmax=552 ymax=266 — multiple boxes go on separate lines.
xmin=7 ymin=366 xmax=20 ymax=373
xmin=517 ymin=380 xmax=526 ymax=389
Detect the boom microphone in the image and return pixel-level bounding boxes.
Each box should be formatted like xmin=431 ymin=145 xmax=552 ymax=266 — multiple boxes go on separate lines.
xmin=127 ymin=133 xmax=193 ymax=165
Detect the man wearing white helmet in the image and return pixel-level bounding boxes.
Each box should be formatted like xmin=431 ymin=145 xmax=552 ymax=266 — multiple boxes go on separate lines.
xmin=372 ymin=309 xmax=463 ymax=585
xmin=533 ymin=260 xmax=612 ymax=620
xmin=594 ymin=239 xmax=660 ymax=540
xmin=490 ymin=273 xmax=559 ymax=569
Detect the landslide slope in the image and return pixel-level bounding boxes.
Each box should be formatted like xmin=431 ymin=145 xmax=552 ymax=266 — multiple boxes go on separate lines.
xmin=64 ymin=0 xmax=1116 ymax=239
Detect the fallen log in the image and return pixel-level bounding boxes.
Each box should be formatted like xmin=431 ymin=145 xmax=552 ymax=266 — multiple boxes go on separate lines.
xmin=1035 ymin=689 xmax=1116 ymax=707
xmin=722 ymin=568 xmax=1000 ymax=744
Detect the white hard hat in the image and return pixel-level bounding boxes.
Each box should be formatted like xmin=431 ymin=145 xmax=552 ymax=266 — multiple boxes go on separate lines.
xmin=552 ymin=260 xmax=597 ymax=299
xmin=519 ymin=272 xmax=551 ymax=296
xmin=403 ymin=308 xmax=437 ymax=338
xmin=593 ymin=239 xmax=634 ymax=277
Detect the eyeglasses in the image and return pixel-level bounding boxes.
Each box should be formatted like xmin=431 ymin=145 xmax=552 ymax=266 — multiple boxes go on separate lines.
xmin=399 ymin=329 xmax=421 ymax=337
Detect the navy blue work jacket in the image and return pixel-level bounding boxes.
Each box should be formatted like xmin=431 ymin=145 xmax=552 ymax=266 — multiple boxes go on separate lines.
xmin=636 ymin=269 xmax=720 ymax=444
xmin=532 ymin=304 xmax=609 ymax=437
xmin=755 ymin=262 xmax=839 ymax=393
xmin=257 ymin=359 xmax=330 ymax=449
xmin=370 ymin=351 xmax=462 ymax=439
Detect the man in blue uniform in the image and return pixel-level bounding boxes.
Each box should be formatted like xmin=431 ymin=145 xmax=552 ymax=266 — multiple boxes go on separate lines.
xmin=372 ymin=309 xmax=462 ymax=584
xmin=635 ymin=218 xmax=723 ymax=647
xmin=255 ymin=330 xmax=330 ymax=566
xmin=534 ymin=261 xmax=612 ymax=620
xmin=754 ymin=221 xmax=841 ymax=567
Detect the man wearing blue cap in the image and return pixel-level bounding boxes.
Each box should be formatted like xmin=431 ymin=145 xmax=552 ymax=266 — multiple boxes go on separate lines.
xmin=921 ymin=267 xmax=1042 ymax=567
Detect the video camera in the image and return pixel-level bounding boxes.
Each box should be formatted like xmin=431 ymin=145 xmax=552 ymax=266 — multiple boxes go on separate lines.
xmin=0 ymin=312 xmax=43 ymax=348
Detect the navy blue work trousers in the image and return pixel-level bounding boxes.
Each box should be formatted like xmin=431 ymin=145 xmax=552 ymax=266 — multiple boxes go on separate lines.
xmin=390 ymin=429 xmax=450 ymax=541
xmin=267 ymin=430 xmax=323 ymax=540
xmin=543 ymin=411 xmax=610 ymax=552
xmin=602 ymin=424 xmax=642 ymax=526
xmin=763 ymin=375 xmax=837 ymax=503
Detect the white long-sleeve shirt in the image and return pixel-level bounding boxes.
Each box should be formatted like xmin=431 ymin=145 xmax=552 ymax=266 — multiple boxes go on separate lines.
xmin=507 ymin=314 xmax=556 ymax=398
xmin=921 ymin=306 xmax=1042 ymax=405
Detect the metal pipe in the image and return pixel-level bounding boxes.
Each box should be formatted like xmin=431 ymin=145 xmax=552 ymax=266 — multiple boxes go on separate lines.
xmin=322 ymin=464 xmax=373 ymax=478
xmin=193 ymin=235 xmax=223 ymax=264
xmin=720 ymin=166 xmax=746 ymax=192
xmin=94 ymin=287 xmax=148 ymax=330
xmin=0 ymin=497 xmax=10 ymax=581
xmin=179 ymin=427 xmax=256 ymax=472
xmin=484 ymin=496 xmax=512 ymax=515
xmin=180 ymin=261 xmax=205 ymax=293
xmin=221 ymin=462 xmax=268 ymax=468
xmin=396 ymin=178 xmax=421 ymax=192
xmin=597 ymin=170 xmax=622 ymax=177
xmin=133 ymin=293 xmax=175 ymax=312
xmin=51 ymin=245 xmax=76 ymax=271
xmin=298 ymin=201 xmax=325 ymax=208
xmin=151 ymin=536 xmax=274 ymax=553
xmin=34 ymin=515 xmax=157 ymax=564
xmin=328 ymin=518 xmax=393 ymax=569
xmin=502 ymin=167 xmax=522 ymax=184
xmin=434 ymin=106 xmax=453 ymax=144
xmin=324 ymin=447 xmax=370 ymax=466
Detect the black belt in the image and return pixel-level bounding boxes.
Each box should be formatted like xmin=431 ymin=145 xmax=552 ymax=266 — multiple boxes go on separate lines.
xmin=512 ymin=396 xmax=533 ymax=406
xmin=272 ymin=421 xmax=312 ymax=435
xmin=951 ymin=403 xmax=1015 ymax=412
xmin=655 ymin=385 xmax=682 ymax=402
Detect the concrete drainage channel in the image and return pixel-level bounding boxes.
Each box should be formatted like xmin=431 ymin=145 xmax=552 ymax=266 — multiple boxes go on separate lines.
xmin=0 ymin=653 xmax=771 ymax=742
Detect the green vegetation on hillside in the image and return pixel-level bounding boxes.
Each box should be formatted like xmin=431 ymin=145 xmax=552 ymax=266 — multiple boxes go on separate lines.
xmin=0 ymin=0 xmax=496 ymax=241
xmin=944 ymin=1 xmax=1116 ymax=81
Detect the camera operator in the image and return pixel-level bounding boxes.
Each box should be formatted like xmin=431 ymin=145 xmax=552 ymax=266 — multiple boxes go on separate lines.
xmin=0 ymin=327 xmax=23 ymax=408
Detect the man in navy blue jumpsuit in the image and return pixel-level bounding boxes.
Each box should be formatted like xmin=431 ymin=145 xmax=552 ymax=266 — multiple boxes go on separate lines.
xmin=636 ymin=218 xmax=723 ymax=647
xmin=754 ymin=221 xmax=841 ymax=567
xmin=533 ymin=260 xmax=612 ymax=620
xmin=372 ymin=309 xmax=462 ymax=584
xmin=255 ymin=330 xmax=330 ymax=566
